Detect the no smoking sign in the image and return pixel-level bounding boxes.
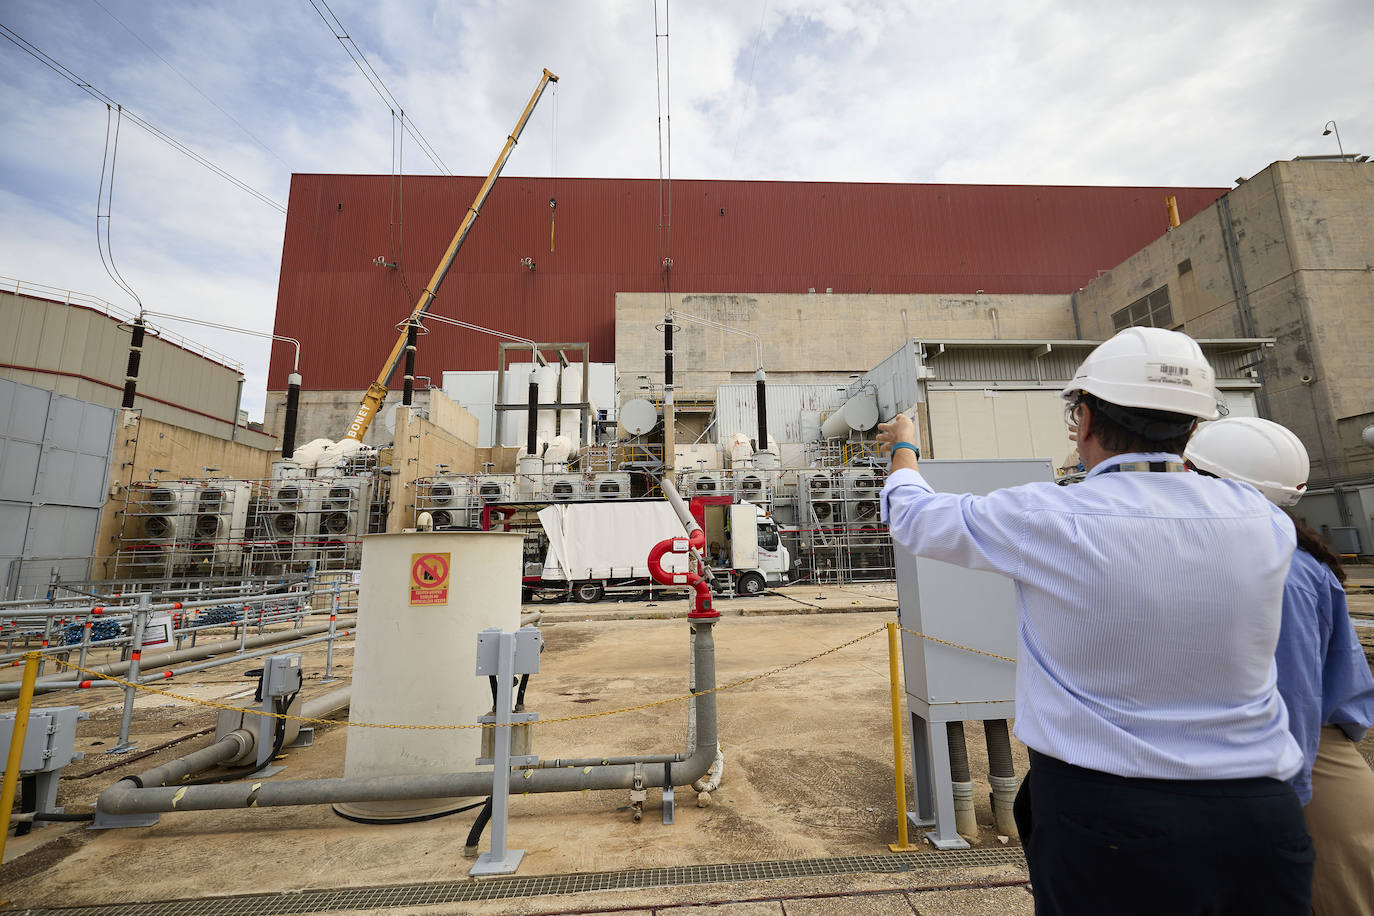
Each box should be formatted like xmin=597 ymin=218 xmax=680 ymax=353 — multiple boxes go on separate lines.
xmin=409 ymin=552 xmax=451 ymax=606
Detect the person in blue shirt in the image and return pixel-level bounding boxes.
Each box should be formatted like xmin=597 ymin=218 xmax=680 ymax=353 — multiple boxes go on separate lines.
xmin=1186 ymin=417 xmax=1374 ymax=915
xmin=879 ymin=327 xmax=1312 ymax=915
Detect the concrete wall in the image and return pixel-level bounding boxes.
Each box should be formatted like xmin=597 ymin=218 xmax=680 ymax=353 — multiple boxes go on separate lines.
xmin=0 ymin=290 xmax=272 ymax=446
xmin=1074 ymin=160 xmax=1374 ymax=481
xmin=385 ymin=391 xmax=480 ymax=531
xmin=614 ymin=291 xmax=1076 ymax=398
xmin=97 ymin=411 xmax=278 ymax=577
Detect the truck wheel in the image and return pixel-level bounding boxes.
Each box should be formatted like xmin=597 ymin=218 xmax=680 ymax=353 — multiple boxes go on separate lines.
xmin=575 ymin=582 xmax=605 ymax=603
xmin=736 ymin=572 xmax=767 ymax=596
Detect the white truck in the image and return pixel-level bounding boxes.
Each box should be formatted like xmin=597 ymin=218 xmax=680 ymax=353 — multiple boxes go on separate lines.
xmin=526 ymin=499 xmax=791 ymax=602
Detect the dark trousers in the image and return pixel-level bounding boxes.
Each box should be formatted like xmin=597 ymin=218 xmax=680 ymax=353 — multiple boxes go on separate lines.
xmin=1014 ymin=751 xmax=1313 ymax=916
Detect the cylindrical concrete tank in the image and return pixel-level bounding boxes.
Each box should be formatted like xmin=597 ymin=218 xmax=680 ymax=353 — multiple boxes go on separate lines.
xmin=335 ymin=531 xmax=525 ymax=822
xmin=820 ymin=388 xmax=880 ymax=440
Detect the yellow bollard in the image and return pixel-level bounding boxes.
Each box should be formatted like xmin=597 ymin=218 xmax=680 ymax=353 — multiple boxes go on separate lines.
xmin=0 ymin=652 xmax=41 ymax=869
xmin=887 ymin=621 xmax=918 ymax=851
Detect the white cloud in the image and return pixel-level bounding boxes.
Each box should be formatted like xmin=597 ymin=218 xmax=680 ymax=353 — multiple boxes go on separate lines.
xmin=2 ymin=0 xmax=1370 ymax=421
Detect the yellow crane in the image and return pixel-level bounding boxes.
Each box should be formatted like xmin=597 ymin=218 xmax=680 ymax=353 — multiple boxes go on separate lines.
xmin=343 ymin=68 xmax=559 ymax=442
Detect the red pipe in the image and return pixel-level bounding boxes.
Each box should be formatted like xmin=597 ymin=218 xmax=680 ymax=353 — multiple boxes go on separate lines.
xmin=646 ymin=529 xmax=715 ymax=619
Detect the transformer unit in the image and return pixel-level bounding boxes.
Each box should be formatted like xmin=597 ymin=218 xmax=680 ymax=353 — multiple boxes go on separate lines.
xmin=191 ymin=480 xmax=252 ymax=568
xmin=423 ymin=476 xmax=476 ymax=530
xmin=138 ymin=482 xmax=200 ymax=542
xmin=264 ymin=478 xmax=325 ymax=542
xmin=546 ymin=473 xmax=586 ymax=501
xmin=797 ymin=470 xmax=839 ymax=526
xmin=592 ymin=472 xmax=631 ymax=499
xmin=735 ymin=469 xmax=774 ymax=502
xmin=683 ymin=471 xmax=726 ymax=497
xmin=841 ymin=468 xmax=881 ymax=524
xmin=476 ymin=475 xmax=514 ymax=504
xmin=316 ymin=476 xmax=371 ymax=567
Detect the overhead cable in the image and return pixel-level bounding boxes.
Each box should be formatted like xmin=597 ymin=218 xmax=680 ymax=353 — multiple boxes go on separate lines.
xmin=90 ymin=0 xmax=293 ymax=173
xmin=95 ymin=104 xmax=143 ymax=309
xmin=0 ymin=22 xmax=286 ymax=213
xmin=304 ymin=0 xmax=452 ymax=176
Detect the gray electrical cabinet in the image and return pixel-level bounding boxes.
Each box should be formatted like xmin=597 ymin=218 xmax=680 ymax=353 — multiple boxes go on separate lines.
xmin=893 ymin=458 xmax=1054 ymax=847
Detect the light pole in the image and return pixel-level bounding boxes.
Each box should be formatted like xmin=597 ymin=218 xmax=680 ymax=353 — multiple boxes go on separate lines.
xmin=1322 ymin=120 xmax=1345 ymax=159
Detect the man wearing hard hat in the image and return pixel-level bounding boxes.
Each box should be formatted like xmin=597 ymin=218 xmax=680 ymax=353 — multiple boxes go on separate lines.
xmin=878 ymin=328 xmax=1311 ymax=914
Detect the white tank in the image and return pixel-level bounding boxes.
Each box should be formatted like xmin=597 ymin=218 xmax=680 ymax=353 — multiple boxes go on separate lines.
xmin=535 ymin=365 xmax=559 ymax=448
xmin=336 ymin=531 xmax=525 ymax=822
xmin=559 ymin=364 xmax=584 ymax=453
xmin=820 ymin=389 xmax=880 ymax=440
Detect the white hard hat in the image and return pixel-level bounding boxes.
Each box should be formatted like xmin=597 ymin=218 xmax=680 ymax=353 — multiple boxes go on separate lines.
xmin=1184 ymin=417 xmax=1310 ymax=507
xmin=1062 ymin=327 xmax=1220 ymax=420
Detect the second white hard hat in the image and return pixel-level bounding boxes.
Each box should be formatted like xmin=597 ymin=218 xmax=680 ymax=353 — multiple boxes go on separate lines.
xmin=1062 ymin=327 xmax=1220 ymax=420
xmin=1184 ymin=417 xmax=1310 ymax=507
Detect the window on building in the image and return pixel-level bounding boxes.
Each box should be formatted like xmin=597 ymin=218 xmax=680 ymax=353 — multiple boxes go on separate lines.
xmin=1111 ymin=286 xmax=1174 ymax=331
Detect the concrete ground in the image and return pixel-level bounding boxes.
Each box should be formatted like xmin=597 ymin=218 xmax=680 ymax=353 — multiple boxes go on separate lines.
xmin=1 ymin=573 xmax=1372 ymax=915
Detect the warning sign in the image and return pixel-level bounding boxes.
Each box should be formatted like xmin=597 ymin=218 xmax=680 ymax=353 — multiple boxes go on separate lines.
xmin=410 ymin=552 xmax=451 ymax=606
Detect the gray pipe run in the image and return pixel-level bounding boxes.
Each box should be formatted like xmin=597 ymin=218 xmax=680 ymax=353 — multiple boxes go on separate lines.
xmin=117 ymin=687 xmax=354 ymax=791
xmin=98 ymin=623 xmax=718 ymax=818
xmin=0 ymin=616 xmax=356 ymax=698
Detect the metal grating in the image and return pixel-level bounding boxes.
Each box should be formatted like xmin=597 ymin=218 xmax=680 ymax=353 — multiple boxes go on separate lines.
xmin=16 ymin=847 xmax=1026 ymax=916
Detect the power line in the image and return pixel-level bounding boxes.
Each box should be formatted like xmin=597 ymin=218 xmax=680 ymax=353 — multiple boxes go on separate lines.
xmin=731 ymin=0 xmax=770 ymax=172
xmin=304 ymin=0 xmax=452 ymax=176
xmin=0 ymin=21 xmax=287 ymax=213
xmin=90 ymin=0 xmax=293 ymax=173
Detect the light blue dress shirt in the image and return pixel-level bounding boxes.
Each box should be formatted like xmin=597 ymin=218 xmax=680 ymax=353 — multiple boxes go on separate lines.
xmin=882 ymin=451 xmax=1304 ymax=782
xmin=1275 ymin=547 xmax=1374 ymax=804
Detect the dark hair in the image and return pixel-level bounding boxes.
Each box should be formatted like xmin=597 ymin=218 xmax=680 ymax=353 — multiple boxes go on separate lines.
xmin=1080 ymin=394 xmax=1195 ymax=455
xmin=1285 ymin=510 xmax=1347 ymax=584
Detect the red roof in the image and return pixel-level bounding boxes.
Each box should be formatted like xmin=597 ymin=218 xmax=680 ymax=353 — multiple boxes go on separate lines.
xmin=270 ymin=175 xmax=1226 ymax=390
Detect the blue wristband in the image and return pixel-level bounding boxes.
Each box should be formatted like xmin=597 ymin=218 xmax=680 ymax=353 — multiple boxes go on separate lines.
xmin=890 ymin=441 xmax=920 ymax=464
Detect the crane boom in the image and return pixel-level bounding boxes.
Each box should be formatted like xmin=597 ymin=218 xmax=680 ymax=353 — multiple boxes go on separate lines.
xmin=343 ymin=67 xmax=560 ymax=442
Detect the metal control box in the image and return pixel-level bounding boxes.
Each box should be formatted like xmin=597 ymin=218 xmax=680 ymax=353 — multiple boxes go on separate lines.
xmin=895 ymin=458 xmax=1054 ymax=711
xmin=262 ymin=654 xmax=303 ymax=698
xmin=892 ymin=458 xmax=1054 ymax=850
xmin=0 ymin=706 xmax=86 ymax=774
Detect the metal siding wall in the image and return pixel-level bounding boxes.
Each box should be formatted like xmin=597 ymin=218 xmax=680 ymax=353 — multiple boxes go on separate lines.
xmin=0 ymin=292 xmax=249 ymax=441
xmin=271 ymin=176 xmax=1229 ymax=390
xmin=928 ymin=390 xmax=1066 ymax=460
xmin=715 ymin=383 xmax=849 ymax=443
xmin=0 ymin=378 xmax=116 ymax=596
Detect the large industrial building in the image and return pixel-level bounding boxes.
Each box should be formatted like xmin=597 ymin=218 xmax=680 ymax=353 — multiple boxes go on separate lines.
xmin=265 ymin=160 xmax=1372 ymax=480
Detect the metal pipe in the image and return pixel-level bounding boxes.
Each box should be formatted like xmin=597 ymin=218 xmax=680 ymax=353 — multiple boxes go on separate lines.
xmin=0 ymin=616 xmax=355 ymax=698
xmin=97 ymin=620 xmax=718 ymax=818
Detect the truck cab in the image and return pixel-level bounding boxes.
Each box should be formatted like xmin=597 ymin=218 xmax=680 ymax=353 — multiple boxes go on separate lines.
xmin=694 ymin=498 xmax=792 ymax=596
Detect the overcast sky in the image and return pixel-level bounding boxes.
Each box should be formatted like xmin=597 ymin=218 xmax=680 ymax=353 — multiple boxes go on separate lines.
xmin=1 ymin=0 xmax=1369 ymax=420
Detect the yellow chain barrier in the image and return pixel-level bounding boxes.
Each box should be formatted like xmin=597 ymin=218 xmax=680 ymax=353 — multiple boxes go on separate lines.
xmin=49 ymin=619 xmax=1010 ymax=730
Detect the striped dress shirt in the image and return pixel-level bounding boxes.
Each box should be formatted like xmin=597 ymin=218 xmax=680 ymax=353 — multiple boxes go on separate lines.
xmin=882 ymin=452 xmax=1303 ymax=781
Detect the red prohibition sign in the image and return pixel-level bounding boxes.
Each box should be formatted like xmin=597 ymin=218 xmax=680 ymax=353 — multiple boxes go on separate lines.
xmin=412 ymin=553 xmax=449 ymax=587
